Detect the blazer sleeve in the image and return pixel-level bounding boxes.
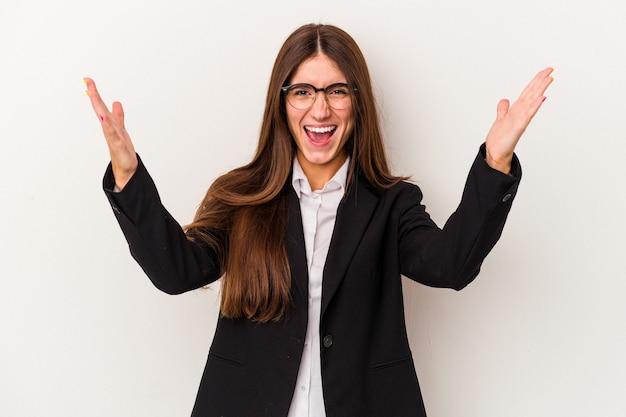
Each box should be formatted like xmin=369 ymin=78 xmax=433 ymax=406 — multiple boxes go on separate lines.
xmin=399 ymin=144 xmax=521 ymax=290
xmin=102 ymin=155 xmax=222 ymax=294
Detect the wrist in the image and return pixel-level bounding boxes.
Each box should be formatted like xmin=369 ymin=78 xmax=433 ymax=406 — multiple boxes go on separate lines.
xmin=485 ymin=151 xmax=512 ymax=175
xmin=112 ymin=166 xmax=137 ymax=191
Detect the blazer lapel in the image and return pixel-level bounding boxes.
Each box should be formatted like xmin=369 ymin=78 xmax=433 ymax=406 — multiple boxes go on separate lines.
xmin=321 ymin=176 xmax=379 ymax=317
xmin=285 ymin=188 xmax=309 ymax=306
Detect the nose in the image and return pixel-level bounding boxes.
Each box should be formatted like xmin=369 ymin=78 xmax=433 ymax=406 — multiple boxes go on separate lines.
xmin=310 ymin=91 xmax=332 ymax=118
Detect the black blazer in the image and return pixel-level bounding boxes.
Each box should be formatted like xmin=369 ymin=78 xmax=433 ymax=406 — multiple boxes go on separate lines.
xmin=104 ymin=145 xmax=521 ymax=417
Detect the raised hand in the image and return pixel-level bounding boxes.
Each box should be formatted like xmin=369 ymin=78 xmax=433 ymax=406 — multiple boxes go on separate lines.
xmin=485 ymin=67 xmax=554 ymax=174
xmin=84 ymin=78 xmax=138 ymax=190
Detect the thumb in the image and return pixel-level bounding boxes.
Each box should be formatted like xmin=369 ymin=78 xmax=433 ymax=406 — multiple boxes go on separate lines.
xmin=112 ymin=101 xmax=125 ymax=129
xmin=496 ymin=99 xmax=510 ymax=120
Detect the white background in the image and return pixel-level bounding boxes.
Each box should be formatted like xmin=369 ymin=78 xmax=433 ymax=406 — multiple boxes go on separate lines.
xmin=1 ymin=0 xmax=625 ymax=416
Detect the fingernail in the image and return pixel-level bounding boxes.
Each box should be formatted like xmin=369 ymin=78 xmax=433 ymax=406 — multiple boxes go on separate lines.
xmin=542 ymin=96 xmax=547 ymax=103
xmin=99 ymin=114 xmax=105 ymax=121
xmin=83 ymin=78 xmax=88 ymax=86
xmin=85 ymin=90 xmax=90 ymax=97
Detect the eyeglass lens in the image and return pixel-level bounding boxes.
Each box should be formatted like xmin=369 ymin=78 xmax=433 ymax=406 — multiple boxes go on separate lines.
xmin=285 ymin=83 xmax=352 ymax=110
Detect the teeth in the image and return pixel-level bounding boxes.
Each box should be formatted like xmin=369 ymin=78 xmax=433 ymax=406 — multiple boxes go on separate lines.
xmin=305 ymin=126 xmax=336 ymax=134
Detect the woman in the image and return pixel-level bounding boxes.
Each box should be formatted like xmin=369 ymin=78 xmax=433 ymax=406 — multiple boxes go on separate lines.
xmin=85 ymin=23 xmax=553 ymax=417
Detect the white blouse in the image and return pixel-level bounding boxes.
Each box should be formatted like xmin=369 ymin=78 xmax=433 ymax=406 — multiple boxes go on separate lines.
xmin=287 ymin=156 xmax=349 ymax=417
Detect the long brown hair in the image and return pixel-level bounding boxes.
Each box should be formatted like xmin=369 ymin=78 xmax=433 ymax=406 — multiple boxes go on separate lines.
xmin=186 ymin=23 xmax=406 ymax=322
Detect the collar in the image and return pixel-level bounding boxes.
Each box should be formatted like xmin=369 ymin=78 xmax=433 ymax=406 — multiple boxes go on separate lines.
xmin=291 ymin=156 xmax=350 ymax=198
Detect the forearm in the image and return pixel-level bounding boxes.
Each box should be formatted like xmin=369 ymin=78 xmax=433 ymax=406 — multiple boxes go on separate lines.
xmin=103 ymin=155 xmax=222 ymax=294
xmin=400 ymin=144 xmax=521 ymax=289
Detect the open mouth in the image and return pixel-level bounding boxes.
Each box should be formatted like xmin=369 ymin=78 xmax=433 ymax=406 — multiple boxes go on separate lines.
xmin=305 ymin=125 xmax=337 ymax=145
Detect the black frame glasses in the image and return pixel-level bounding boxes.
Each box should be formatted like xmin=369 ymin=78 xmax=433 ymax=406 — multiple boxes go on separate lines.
xmin=281 ymin=83 xmax=355 ymax=110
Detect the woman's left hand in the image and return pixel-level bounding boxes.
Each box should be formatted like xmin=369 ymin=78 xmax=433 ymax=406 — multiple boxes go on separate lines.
xmin=485 ymin=67 xmax=554 ymax=174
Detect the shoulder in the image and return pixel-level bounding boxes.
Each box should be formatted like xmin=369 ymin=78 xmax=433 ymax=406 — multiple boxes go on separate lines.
xmin=363 ymin=176 xmax=423 ymax=199
xmin=353 ymin=176 xmax=425 ymax=214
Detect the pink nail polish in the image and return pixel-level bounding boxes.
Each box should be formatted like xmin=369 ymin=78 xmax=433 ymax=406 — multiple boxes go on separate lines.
xmin=542 ymin=96 xmax=547 ymax=103
xmin=99 ymin=114 xmax=104 ymax=121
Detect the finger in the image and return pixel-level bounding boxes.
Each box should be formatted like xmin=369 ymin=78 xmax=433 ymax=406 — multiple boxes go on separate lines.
xmin=84 ymin=79 xmax=128 ymax=142
xmin=83 ymin=77 xmax=111 ymax=121
xmin=527 ymin=67 xmax=554 ymax=89
xmin=533 ymin=68 xmax=555 ymax=98
xmin=519 ymin=67 xmax=554 ymax=101
xmin=508 ymin=68 xmax=554 ymax=121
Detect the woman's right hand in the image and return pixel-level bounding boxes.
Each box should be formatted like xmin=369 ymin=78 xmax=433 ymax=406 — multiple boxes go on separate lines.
xmin=84 ymin=78 xmax=138 ymax=190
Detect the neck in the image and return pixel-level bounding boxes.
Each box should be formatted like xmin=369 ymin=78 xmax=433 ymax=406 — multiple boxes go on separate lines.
xmin=297 ymin=154 xmax=347 ymax=191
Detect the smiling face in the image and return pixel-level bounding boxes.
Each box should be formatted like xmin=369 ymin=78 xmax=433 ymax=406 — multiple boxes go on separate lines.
xmin=286 ymin=53 xmax=355 ymax=189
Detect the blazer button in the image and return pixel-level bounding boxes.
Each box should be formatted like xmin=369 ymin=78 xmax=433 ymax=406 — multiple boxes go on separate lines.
xmin=323 ymin=335 xmax=334 ymax=348
xmin=502 ymin=193 xmax=512 ymax=203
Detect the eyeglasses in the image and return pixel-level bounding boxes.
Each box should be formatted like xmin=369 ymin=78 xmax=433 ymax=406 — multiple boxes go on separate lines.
xmin=281 ymin=83 xmax=354 ymax=110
